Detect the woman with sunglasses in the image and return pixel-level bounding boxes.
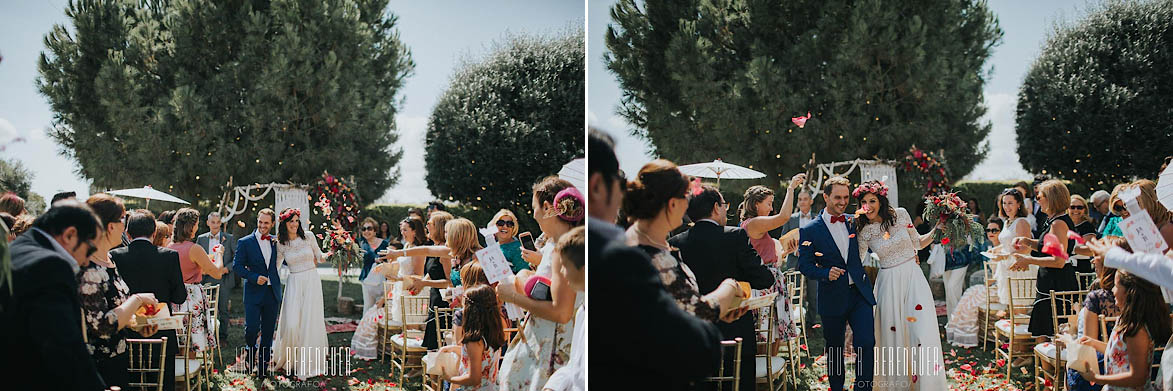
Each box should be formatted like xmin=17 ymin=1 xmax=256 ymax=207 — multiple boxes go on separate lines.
xmin=944 ymin=216 xmax=1004 ymax=347
xmin=491 ymin=209 xmax=529 ymax=273
xmin=1069 ymin=195 xmax=1100 ymax=273
xmin=1107 ymin=179 xmax=1173 ymax=245
xmin=358 ymin=217 xmax=390 ymax=311
xmin=1010 ymin=180 xmax=1080 ymax=343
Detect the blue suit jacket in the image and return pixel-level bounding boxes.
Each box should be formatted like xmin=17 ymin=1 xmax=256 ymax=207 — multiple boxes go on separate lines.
xmin=797 ymin=209 xmax=877 ymax=316
xmin=233 ymin=233 xmax=282 ymax=304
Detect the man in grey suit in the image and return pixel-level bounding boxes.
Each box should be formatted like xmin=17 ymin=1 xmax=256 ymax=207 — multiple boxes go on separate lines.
xmin=783 ymin=189 xmax=819 ymax=326
xmin=197 ymin=211 xmax=236 ymax=331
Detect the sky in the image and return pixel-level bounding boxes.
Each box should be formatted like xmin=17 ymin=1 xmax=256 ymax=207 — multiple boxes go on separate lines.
xmin=0 ymin=0 xmax=582 ymax=204
xmin=587 ymin=0 xmax=1097 ymax=181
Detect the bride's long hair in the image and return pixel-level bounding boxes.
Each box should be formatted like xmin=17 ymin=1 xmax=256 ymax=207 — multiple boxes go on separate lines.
xmin=277 ymin=208 xmax=306 ymax=244
xmin=853 ymin=181 xmax=896 ymax=232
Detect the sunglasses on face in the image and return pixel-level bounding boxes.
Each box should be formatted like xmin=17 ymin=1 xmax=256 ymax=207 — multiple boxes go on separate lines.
xmin=362 ymin=226 xmax=375 ymax=231
xmin=1112 ymin=202 xmax=1126 ymax=215
xmin=985 ymin=228 xmax=1001 ymax=233
xmin=1070 ymin=205 xmax=1086 ymax=210
xmin=496 ymin=220 xmax=516 ymax=228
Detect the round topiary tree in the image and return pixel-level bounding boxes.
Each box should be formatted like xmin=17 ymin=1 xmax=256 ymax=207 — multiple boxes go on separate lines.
xmin=1015 ymin=0 xmax=1173 ymax=186
xmin=425 ymin=29 xmax=585 ymax=214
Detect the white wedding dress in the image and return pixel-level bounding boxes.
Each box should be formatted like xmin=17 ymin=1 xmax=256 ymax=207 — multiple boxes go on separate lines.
xmin=859 ymin=208 xmax=947 ymax=390
xmin=271 ymin=235 xmax=330 ymax=379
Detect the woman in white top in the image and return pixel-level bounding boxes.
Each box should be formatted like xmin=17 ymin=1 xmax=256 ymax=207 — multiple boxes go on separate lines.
xmin=993 ymin=188 xmax=1037 ymax=305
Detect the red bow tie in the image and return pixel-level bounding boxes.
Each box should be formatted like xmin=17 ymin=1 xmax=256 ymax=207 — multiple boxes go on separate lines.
xmin=260 ymin=234 xmax=272 ymax=241
xmin=830 ymin=215 xmax=847 ymax=224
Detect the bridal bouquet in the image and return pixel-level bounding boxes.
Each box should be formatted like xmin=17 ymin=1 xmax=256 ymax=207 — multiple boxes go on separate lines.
xmin=922 ymin=192 xmax=984 ymax=248
xmin=321 ymin=220 xmax=363 ymax=276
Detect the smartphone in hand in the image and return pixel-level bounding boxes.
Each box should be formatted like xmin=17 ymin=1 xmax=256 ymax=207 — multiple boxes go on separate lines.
xmin=519 ymin=232 xmax=537 ymax=252
xmin=529 ymin=280 xmax=552 ymax=301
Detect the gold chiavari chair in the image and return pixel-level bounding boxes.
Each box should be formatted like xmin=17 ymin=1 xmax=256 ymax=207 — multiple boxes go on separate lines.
xmin=755 ymin=302 xmax=788 ymax=391
xmin=172 ymin=311 xmax=205 ymax=391
xmin=702 ymin=338 xmax=743 ymax=391
xmin=1077 ymin=272 xmax=1099 ymax=291
xmin=1034 ymin=289 xmax=1087 ymax=391
xmin=981 ymin=261 xmax=1008 ymax=351
xmin=435 ymin=306 xmax=456 ymax=347
xmin=783 ymin=270 xmax=808 ymax=351
xmin=390 ymin=294 xmax=431 ymax=386
xmin=201 ymin=283 xmax=222 ymax=373
xmin=994 ymin=277 xmax=1037 ymax=380
xmin=378 ymin=280 xmax=404 ymax=362
xmin=127 ymin=337 xmax=168 ymax=391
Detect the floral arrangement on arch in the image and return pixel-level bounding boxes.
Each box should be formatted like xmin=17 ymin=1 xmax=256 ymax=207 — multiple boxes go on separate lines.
xmin=310 ymin=171 xmax=363 ymax=291
xmin=901 ymin=146 xmax=950 ymax=196
xmin=922 ymin=192 xmax=984 ymax=248
xmin=311 ymin=171 xmax=360 ymax=231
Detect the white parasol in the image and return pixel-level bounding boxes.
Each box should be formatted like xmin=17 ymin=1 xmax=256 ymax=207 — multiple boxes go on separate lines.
xmin=1157 ymin=164 xmax=1173 ymax=210
xmin=107 ymin=186 xmax=190 ymax=208
xmin=677 ymin=159 xmax=766 ymax=186
xmin=558 ymin=158 xmax=586 ymax=189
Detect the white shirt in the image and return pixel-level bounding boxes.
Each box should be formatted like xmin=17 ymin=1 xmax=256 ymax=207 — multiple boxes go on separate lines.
xmin=798 ymin=211 xmax=815 ymax=227
xmin=821 ymin=212 xmax=853 ymax=284
xmin=208 ymin=232 xmax=221 ymax=251
xmin=256 ymin=231 xmax=272 ymax=284
xmin=31 ymin=228 xmax=81 ymax=274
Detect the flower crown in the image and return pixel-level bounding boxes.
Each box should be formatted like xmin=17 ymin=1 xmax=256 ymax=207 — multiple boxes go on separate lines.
xmin=280 ymin=208 xmax=301 ymax=221
xmin=852 ymin=181 xmax=889 ymax=198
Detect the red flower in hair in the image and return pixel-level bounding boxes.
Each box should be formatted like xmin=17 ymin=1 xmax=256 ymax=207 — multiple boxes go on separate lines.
xmin=280 ymin=208 xmax=301 ymax=220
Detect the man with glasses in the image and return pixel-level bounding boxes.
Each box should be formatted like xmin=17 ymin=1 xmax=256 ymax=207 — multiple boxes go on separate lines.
xmin=1 ymin=200 xmax=107 ymax=389
xmin=1089 ymin=190 xmax=1111 ymax=227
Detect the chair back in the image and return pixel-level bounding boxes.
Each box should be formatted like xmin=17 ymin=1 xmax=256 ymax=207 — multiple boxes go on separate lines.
xmin=1050 ymin=290 xmax=1088 ymax=337
xmin=173 ymin=311 xmax=194 ymax=357
xmin=703 ymin=338 xmax=743 ymax=391
xmin=1077 ymin=272 xmax=1098 ymax=291
xmin=383 ymin=280 xmax=397 ymax=322
xmin=783 ymin=270 xmax=805 ymax=320
xmin=1007 ymin=277 xmax=1037 ymax=324
xmin=400 ymin=295 xmax=432 ymax=330
xmin=202 ymin=284 xmax=220 ymax=320
xmin=434 ymin=307 xmax=456 ymax=346
xmin=127 ymin=337 xmax=168 ymax=391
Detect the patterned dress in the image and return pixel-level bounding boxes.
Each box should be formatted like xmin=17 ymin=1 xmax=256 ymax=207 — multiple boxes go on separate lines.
xmin=498 ymin=241 xmax=582 ymax=390
xmin=78 ymin=260 xmax=131 ymax=358
xmin=456 ymin=339 xmax=501 ymax=391
xmin=640 ymin=245 xmax=720 ymax=321
xmin=739 ymin=221 xmax=799 ymax=342
xmin=1069 ymin=289 xmax=1121 ymax=391
xmin=1103 ymin=326 xmax=1159 ymax=391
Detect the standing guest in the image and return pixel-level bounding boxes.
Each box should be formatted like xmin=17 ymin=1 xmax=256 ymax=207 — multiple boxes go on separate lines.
xmin=169 ymin=208 xmax=227 ymax=354
xmin=358 ymin=217 xmax=390 ymax=311
xmin=386 ymin=215 xmax=477 ymax=352
xmin=1070 ymin=194 xmax=1099 ymax=273
xmin=379 ymin=221 xmax=393 ymax=241
xmin=157 ymin=210 xmax=176 ymax=225
xmin=382 ymin=217 xmax=428 ymax=330
xmin=543 ymin=226 xmax=586 ymax=391
xmin=1010 ymin=180 xmax=1080 ymax=345
xmin=1101 ymin=184 xmax=1128 ymax=237
xmin=151 ymin=221 xmax=173 ymax=247
xmin=403 ymin=211 xmax=457 ymax=351
xmin=671 ymin=184 xmax=773 ymax=391
xmin=50 ymin=191 xmax=77 ymax=205
xmin=496 ymin=177 xmax=585 ymax=391
xmin=587 ymin=131 xmax=722 ymax=390
xmin=492 ymin=209 xmax=528 ymax=273
xmin=111 ymin=209 xmax=187 ymax=391
xmin=1075 ymin=270 xmax=1171 ymax=390
xmin=0 ymin=192 xmax=25 ymax=216
xmin=1031 ymin=176 xmax=1053 ymax=237
xmin=1013 ymin=181 xmax=1040 ymax=234
xmin=737 ymin=174 xmax=806 ymax=341
xmin=0 ymin=201 xmax=107 ymax=390
xmin=1110 ymin=180 xmax=1173 ymax=245
xmin=1090 ymin=190 xmax=1112 ymax=227
xmin=994 ymin=188 xmax=1038 ymax=304
xmin=197 ymin=211 xmax=236 ymax=331
xmin=427 ymin=201 xmax=447 ymax=219
xmin=783 ymin=189 xmax=819 ymax=325
xmin=79 ymin=194 xmax=161 ymax=389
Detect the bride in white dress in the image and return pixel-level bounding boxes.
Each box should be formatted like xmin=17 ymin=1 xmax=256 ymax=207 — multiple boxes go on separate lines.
xmin=270 ymin=209 xmax=330 ymax=379
xmin=854 ymin=182 xmax=946 ymax=390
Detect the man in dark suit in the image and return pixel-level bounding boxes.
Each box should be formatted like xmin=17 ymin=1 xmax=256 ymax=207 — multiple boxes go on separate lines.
xmin=233 ymin=208 xmax=281 ymax=378
xmin=111 ymin=209 xmax=186 ymax=391
xmin=670 ymin=184 xmax=775 ymax=391
xmin=0 ymin=201 xmax=106 ymax=390
xmin=798 ymin=177 xmax=877 ymax=391
xmin=196 ymin=211 xmax=236 ymax=333
xmin=588 ymin=129 xmax=724 ymax=390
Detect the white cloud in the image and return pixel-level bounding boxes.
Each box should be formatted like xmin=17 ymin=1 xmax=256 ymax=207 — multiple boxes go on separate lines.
xmin=376 ymin=116 xmax=435 ymax=204
xmin=0 ymin=118 xmax=17 ymax=143
xmin=963 ymin=93 xmax=1032 ymax=181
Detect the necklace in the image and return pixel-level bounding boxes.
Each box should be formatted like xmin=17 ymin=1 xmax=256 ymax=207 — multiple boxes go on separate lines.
xmin=632 ymin=226 xmax=671 ymax=251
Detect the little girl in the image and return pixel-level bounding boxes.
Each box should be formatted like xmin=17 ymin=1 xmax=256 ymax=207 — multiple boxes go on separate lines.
xmin=1077 ymin=270 xmax=1172 ymax=390
xmin=441 ymin=284 xmax=506 ymax=391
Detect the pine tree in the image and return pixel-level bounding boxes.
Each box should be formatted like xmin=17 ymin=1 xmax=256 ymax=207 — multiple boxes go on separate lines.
xmin=1016 ymin=0 xmax=1173 ymax=185
xmin=605 ymin=0 xmax=1002 ymax=188
xmin=37 ymin=0 xmax=414 ymax=208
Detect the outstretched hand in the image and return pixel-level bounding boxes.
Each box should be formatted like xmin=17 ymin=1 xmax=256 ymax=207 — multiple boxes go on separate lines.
xmin=827 ymin=267 xmax=846 ymax=281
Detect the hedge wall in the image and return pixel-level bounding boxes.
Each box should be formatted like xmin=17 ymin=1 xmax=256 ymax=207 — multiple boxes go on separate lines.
xmin=361 ymin=203 xmax=539 ymax=244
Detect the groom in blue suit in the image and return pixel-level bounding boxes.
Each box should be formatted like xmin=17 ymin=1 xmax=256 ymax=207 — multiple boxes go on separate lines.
xmin=233 ymin=208 xmax=282 ymax=378
xmin=798 ymin=177 xmax=876 ymax=391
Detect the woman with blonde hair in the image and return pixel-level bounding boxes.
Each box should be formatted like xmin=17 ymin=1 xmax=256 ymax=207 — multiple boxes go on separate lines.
xmin=1010 ymin=180 xmax=1080 ymax=342
xmin=1108 ymin=179 xmax=1173 ymax=245
xmin=491 ymin=209 xmax=528 ymax=273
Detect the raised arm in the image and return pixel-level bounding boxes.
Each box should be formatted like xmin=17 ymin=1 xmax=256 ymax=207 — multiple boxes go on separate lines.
xmin=1098 ymin=244 xmax=1173 ymax=291
xmin=385 ymin=245 xmax=452 ymax=259
xmin=743 ymin=174 xmax=806 ymax=236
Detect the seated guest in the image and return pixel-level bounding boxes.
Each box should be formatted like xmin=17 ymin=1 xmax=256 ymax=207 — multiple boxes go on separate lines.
xmin=1068 ymin=239 xmax=1123 ymax=391
xmin=671 ymin=184 xmax=772 ymax=391
xmin=169 ymin=208 xmax=227 ymax=354
xmin=349 ymin=260 xmax=402 ymax=361
xmin=112 ymin=209 xmax=186 ymax=391
xmin=0 ymin=200 xmax=107 ymax=389
xmin=80 ymin=194 xmax=163 ymax=389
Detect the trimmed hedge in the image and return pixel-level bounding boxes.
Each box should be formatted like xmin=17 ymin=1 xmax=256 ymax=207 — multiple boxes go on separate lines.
xmin=361 ymin=203 xmax=539 ymax=244
xmin=952 ymin=180 xmax=1095 ymax=222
